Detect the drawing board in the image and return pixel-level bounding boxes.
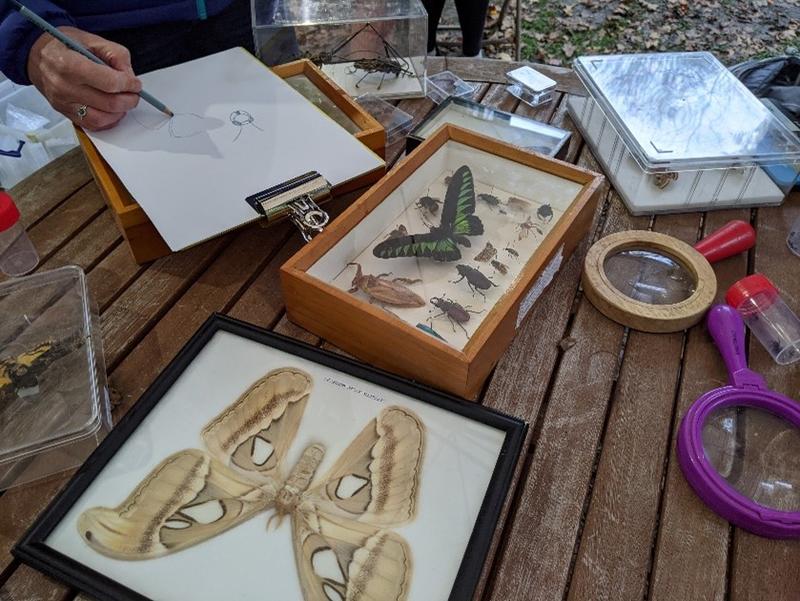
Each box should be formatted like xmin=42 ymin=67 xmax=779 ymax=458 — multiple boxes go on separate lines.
xmin=86 ymin=48 xmax=385 ymax=251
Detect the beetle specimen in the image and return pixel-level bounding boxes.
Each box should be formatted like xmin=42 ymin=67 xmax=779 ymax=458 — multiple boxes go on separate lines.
xmin=474 ymin=242 xmax=497 ymax=262
xmin=504 ymin=247 xmax=520 ymax=258
xmin=491 ymin=259 xmax=509 ymax=275
xmin=346 ymin=263 xmax=424 ymax=307
xmin=415 ymin=322 xmax=447 ymax=343
xmin=429 ymin=296 xmax=483 ymax=336
xmin=386 ymin=224 xmax=409 ymax=239
xmin=452 ymin=264 xmax=498 ymax=298
xmin=517 ymin=216 xmax=544 ymax=240
xmin=536 ymin=203 xmax=554 ymax=223
xmin=477 ymin=193 xmax=501 ymax=210
xmin=416 ymin=195 xmax=441 ymax=216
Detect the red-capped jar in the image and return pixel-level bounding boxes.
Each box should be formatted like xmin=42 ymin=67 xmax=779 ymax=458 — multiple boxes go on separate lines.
xmin=726 ymin=274 xmax=800 ymax=365
xmin=0 ymin=189 xmax=39 ymax=277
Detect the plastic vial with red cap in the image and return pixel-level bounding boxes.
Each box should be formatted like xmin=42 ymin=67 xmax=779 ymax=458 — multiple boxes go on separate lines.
xmin=0 ymin=189 xmax=39 ymax=277
xmin=726 ymin=274 xmax=800 ymax=365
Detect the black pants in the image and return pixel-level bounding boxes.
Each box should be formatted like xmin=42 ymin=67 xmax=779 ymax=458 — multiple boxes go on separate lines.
xmin=422 ymin=0 xmax=490 ymax=57
xmin=101 ymin=0 xmax=255 ymax=74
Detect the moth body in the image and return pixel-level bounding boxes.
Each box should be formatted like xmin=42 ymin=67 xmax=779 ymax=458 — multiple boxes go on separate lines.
xmin=276 ymin=443 xmax=325 ymax=515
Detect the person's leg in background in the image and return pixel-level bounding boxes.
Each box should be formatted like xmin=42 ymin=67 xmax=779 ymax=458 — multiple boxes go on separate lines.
xmin=454 ymin=0 xmax=490 ymax=57
xmin=421 ymin=0 xmax=447 ymax=54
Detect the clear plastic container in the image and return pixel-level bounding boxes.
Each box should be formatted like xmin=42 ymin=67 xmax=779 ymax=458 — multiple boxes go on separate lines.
xmin=426 ymin=70 xmax=475 ymax=104
xmin=566 ymin=52 xmax=800 ymax=215
xmin=788 ymin=214 xmax=800 ymax=257
xmin=726 ymin=274 xmax=800 ymax=365
xmin=0 ymin=265 xmax=110 ymax=490
xmin=0 ymin=189 xmax=38 ymax=276
xmin=355 ymin=93 xmax=413 ymax=147
xmin=506 ymin=66 xmax=556 ymax=107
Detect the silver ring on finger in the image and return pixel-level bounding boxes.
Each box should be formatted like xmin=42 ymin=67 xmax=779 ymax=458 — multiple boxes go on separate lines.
xmin=76 ymin=104 xmax=88 ymax=121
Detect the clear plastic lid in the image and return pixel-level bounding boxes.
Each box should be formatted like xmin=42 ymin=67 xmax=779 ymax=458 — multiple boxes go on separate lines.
xmin=254 ymin=0 xmax=427 ymax=27
xmin=0 ymin=266 xmax=107 ymax=467
xmin=426 ymin=71 xmax=475 ymax=104
xmin=356 ymin=93 xmax=413 ymax=144
xmin=573 ymin=52 xmax=800 ymax=171
xmin=506 ymin=66 xmax=556 ymax=93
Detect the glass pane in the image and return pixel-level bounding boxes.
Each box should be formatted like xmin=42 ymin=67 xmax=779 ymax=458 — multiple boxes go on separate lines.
xmin=284 ymin=74 xmax=360 ymax=134
xmin=603 ymin=248 xmax=696 ymax=305
xmin=702 ymin=405 xmax=800 ymax=512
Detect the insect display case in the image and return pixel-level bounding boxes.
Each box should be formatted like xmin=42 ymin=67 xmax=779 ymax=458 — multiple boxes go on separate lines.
xmin=282 ymin=125 xmax=604 ymax=399
xmin=77 ymin=58 xmax=386 ymax=264
xmin=15 ymin=314 xmax=525 ymax=601
xmin=253 ymin=0 xmax=427 ymax=99
xmin=406 ymin=96 xmax=572 ymax=158
xmin=0 ymin=266 xmax=110 ymax=491
xmin=566 ymin=52 xmax=800 ymax=215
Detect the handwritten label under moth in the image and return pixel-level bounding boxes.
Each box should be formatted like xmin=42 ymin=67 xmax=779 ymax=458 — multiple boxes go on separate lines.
xmin=78 ymin=368 xmax=425 ymax=601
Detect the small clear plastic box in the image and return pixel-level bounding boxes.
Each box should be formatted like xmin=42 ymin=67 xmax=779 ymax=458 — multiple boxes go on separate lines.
xmin=426 ymin=70 xmax=475 ymax=104
xmin=0 ymin=265 xmax=110 ymax=490
xmin=566 ymin=52 xmax=800 ymax=215
xmin=506 ymin=66 xmax=556 ymax=107
xmin=356 ymin=93 xmax=413 ymax=148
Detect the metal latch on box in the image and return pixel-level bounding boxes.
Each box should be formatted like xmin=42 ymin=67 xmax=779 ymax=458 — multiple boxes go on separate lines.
xmin=245 ymin=171 xmax=332 ymax=242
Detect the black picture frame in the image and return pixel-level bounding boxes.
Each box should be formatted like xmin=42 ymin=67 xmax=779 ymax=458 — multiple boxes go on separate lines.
xmin=406 ymin=96 xmax=571 ymax=160
xmin=13 ymin=313 xmax=526 ymax=601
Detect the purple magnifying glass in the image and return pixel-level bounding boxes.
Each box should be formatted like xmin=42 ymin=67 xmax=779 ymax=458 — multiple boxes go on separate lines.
xmin=677 ymin=304 xmax=800 ymax=538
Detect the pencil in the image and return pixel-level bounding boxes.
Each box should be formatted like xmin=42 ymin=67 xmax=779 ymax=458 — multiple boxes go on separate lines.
xmin=10 ymin=0 xmax=174 ymax=118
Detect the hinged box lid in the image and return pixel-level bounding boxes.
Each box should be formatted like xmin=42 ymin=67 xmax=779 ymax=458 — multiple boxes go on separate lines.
xmin=573 ymin=52 xmax=800 ymax=172
xmin=0 ymin=266 xmax=109 ymax=474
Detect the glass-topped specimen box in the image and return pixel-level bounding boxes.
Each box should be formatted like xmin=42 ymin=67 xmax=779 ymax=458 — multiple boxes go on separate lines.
xmin=253 ymin=0 xmax=428 ymax=99
xmin=406 ymin=96 xmax=572 ymax=159
xmin=281 ymin=125 xmax=604 ymax=399
xmin=567 ymin=52 xmax=800 ymax=215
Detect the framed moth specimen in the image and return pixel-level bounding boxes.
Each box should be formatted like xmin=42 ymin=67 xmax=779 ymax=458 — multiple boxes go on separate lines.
xmin=14 ymin=314 xmax=525 ymax=601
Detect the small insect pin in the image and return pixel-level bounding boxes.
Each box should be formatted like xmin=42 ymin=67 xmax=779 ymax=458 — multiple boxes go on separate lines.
xmin=347 ymin=263 xmax=425 ymax=307
xmin=451 ymin=264 xmax=498 ymax=299
xmin=429 ymin=296 xmax=483 ymax=336
xmin=474 ymin=242 xmax=497 ymax=262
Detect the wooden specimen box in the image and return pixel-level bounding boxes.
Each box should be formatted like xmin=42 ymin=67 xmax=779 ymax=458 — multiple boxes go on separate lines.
xmin=77 ymin=59 xmax=385 ymax=264
xmin=281 ymin=125 xmax=605 ymax=399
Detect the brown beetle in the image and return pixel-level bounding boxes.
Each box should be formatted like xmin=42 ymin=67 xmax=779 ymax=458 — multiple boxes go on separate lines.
xmin=429 ymin=296 xmax=484 ymax=336
xmin=347 ymin=263 xmax=425 ymax=307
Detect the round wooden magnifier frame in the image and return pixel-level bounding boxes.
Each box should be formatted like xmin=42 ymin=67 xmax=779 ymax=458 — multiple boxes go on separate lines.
xmin=582 ymin=230 xmax=717 ymax=333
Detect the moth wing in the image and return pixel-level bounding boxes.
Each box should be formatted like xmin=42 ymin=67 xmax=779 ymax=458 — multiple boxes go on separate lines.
xmin=292 ymin=502 xmax=411 ymax=601
xmin=306 ymin=406 xmax=424 ymax=526
xmin=372 ymin=233 xmax=460 ymax=262
xmin=77 ymin=449 xmax=275 ymax=559
xmin=441 ymin=165 xmax=477 ymax=231
xmin=202 ymin=367 xmax=313 ymax=482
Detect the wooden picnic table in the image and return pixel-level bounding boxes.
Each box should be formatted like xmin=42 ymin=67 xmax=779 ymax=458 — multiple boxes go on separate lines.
xmin=1 ymin=56 xmax=799 ymax=601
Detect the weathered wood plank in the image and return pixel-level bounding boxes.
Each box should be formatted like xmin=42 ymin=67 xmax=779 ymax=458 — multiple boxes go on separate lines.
xmin=648 ymin=209 xmax=751 ymax=601
xmin=0 ymin=563 xmax=66 ymax=601
xmin=39 ymin=210 xmax=120 ymax=273
xmin=445 ymin=56 xmax=585 ymax=96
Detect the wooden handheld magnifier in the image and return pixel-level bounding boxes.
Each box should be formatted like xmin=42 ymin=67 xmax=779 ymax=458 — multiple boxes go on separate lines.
xmin=582 ymin=220 xmax=756 ymax=333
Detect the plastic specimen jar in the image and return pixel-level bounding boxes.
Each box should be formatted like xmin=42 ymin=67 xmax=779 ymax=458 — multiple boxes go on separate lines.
xmin=0 ymin=190 xmax=39 ymax=276
xmin=726 ymin=274 xmax=800 ymax=365
xmin=789 ymin=215 xmax=800 ymax=257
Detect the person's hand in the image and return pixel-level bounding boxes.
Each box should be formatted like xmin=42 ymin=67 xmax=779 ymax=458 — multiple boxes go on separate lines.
xmin=27 ymin=27 xmax=142 ymax=131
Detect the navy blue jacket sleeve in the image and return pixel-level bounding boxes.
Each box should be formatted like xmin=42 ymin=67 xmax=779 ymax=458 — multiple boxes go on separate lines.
xmin=0 ymin=1 xmax=76 ymax=84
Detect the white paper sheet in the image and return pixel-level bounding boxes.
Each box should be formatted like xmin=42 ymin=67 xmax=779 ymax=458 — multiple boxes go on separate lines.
xmin=87 ymin=48 xmax=384 ymax=251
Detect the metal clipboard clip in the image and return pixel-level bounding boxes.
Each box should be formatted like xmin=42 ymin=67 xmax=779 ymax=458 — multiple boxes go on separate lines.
xmin=245 ymin=171 xmax=332 ymax=242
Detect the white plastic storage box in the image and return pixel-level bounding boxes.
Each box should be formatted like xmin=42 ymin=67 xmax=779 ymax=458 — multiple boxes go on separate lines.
xmin=0 ymin=85 xmax=77 ymax=188
xmin=252 ymin=0 xmax=427 ymax=99
xmin=567 ymin=52 xmax=800 ymax=215
xmin=0 ymin=265 xmax=110 ymax=490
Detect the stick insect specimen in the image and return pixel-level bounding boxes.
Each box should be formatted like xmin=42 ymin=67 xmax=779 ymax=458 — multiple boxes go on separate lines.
xmin=346 ymin=262 xmax=425 ymax=307
xmin=78 ymin=368 xmax=425 ymax=601
xmin=429 ymin=296 xmax=483 ymax=336
xmin=373 ymin=165 xmax=484 ymax=262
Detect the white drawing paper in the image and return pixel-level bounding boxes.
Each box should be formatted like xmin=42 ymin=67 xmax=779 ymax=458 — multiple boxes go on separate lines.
xmin=87 ymin=48 xmax=384 ymax=251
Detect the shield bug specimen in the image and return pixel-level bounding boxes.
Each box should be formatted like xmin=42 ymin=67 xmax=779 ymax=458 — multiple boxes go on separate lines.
xmin=429 ymin=296 xmax=483 ymax=336
xmin=451 ymin=264 xmax=498 ymax=298
xmin=536 ymin=203 xmax=554 ymax=223
xmin=474 ymin=242 xmax=497 ymax=262
xmin=347 ymin=263 xmax=424 ymax=307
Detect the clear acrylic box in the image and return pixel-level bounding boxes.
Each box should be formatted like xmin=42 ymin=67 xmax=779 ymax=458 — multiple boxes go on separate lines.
xmin=356 ymin=93 xmax=414 ymax=147
xmin=426 ymin=70 xmax=475 ymax=104
xmin=506 ymin=66 xmax=556 ymax=107
xmin=253 ymin=0 xmax=427 ymax=99
xmin=567 ymin=52 xmax=800 ymax=215
xmin=0 ymin=265 xmax=110 ymax=490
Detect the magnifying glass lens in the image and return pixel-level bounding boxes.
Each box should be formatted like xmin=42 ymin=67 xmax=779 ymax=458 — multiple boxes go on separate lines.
xmin=702 ymin=406 xmax=800 ymax=511
xmin=603 ymin=248 xmax=696 ymax=305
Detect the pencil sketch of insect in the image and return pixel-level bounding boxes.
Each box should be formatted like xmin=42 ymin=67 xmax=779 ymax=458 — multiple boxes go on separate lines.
xmin=346 ymin=262 xmax=425 ymax=307
xmin=517 ymin=216 xmax=544 ymax=240
xmin=491 ymin=259 xmax=508 ymax=275
xmin=477 ymin=193 xmax=501 ymax=211
xmin=230 ymin=109 xmax=263 ymax=142
xmin=474 ymin=242 xmax=497 ymax=262
xmin=536 ymin=203 xmax=554 ymax=223
xmin=452 ymin=264 xmax=498 ymax=299
xmin=429 ymin=296 xmax=483 ymax=336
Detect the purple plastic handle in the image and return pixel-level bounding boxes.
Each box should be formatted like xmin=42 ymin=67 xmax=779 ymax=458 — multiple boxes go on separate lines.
xmin=676 ymin=304 xmax=800 ymax=539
